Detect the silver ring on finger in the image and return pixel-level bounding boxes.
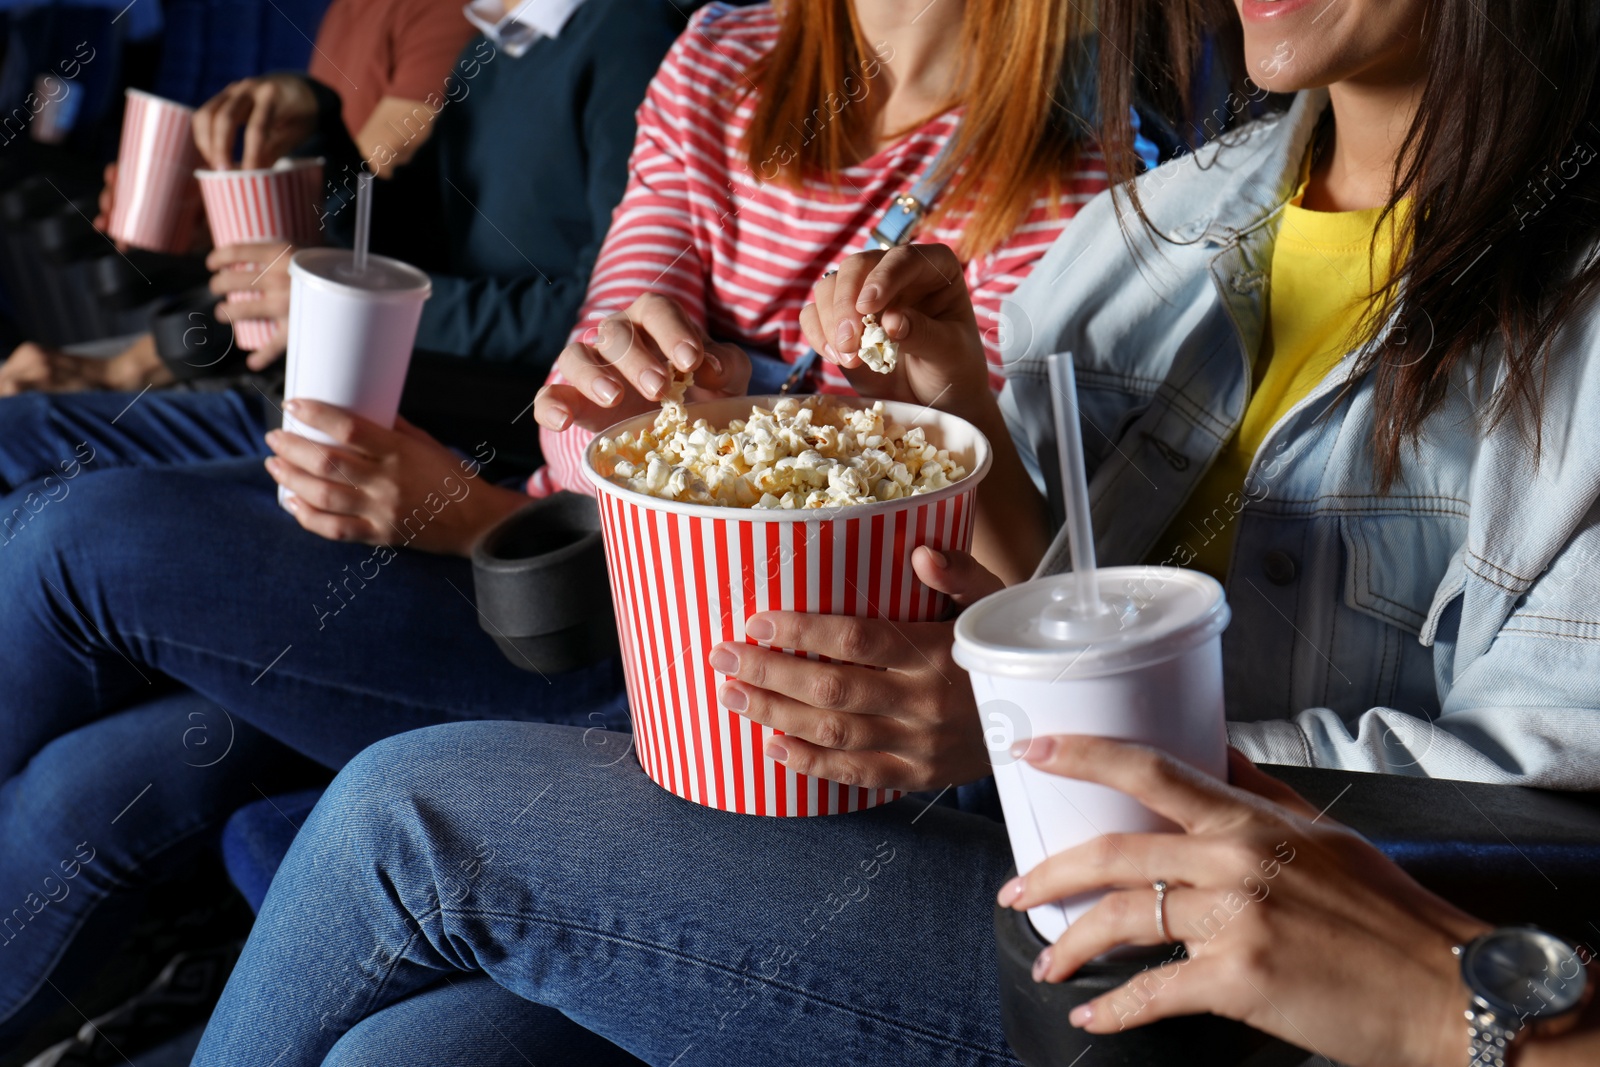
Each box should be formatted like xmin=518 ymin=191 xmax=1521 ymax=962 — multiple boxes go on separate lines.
xmin=1153 ymin=880 xmax=1170 ymax=942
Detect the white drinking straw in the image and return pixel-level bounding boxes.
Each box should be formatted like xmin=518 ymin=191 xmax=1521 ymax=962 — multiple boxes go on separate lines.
xmin=352 ymin=172 xmax=373 ymax=275
xmin=1046 ymin=352 xmax=1106 ymax=618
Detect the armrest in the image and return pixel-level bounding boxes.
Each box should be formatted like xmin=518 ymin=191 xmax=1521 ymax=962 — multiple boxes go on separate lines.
xmin=1265 ymin=766 xmax=1600 ymax=938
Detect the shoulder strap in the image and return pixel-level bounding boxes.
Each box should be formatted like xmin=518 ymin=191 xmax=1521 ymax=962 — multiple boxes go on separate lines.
xmin=865 ymin=117 xmax=964 ymax=250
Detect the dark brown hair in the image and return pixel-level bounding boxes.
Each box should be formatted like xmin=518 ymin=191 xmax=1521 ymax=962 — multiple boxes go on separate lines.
xmin=742 ymin=0 xmax=1092 ymax=260
xmin=1097 ymin=0 xmax=1600 ymax=486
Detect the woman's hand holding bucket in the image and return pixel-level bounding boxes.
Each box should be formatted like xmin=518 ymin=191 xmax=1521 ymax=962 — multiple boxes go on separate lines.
xmin=533 ymin=292 xmax=752 ymax=433
xmin=707 ymin=546 xmax=1004 ymax=792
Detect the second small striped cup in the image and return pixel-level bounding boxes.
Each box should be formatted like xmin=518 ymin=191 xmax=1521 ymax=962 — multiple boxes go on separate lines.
xmin=196 ymin=158 xmax=325 ymax=350
xmin=106 ymin=89 xmax=203 ymax=254
xmin=583 ymin=395 xmax=992 ymax=817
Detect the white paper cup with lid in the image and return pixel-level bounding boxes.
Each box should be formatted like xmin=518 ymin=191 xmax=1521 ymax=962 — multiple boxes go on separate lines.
xmin=952 ymin=565 xmax=1230 ymax=942
xmin=280 ymin=248 xmax=430 ymax=505
xmin=282 ymin=248 xmax=430 ymax=441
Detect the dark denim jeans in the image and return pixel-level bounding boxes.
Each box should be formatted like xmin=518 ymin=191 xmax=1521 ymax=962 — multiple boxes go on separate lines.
xmin=0 ymin=460 xmax=630 ymax=1044
xmin=0 ymin=459 xmax=629 ymax=779
xmin=0 ymin=691 xmax=325 ymax=1046
xmin=0 ymin=388 xmax=271 ymax=495
xmin=195 ymin=722 xmax=1021 ymax=1067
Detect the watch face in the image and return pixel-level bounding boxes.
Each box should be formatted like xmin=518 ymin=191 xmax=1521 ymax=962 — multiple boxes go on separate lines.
xmin=1462 ymin=928 xmax=1588 ymax=1020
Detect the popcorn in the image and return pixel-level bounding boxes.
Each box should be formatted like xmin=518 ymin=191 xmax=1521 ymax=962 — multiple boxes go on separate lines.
xmin=858 ymin=314 xmax=898 ymax=373
xmin=593 ymin=395 xmax=967 ymax=510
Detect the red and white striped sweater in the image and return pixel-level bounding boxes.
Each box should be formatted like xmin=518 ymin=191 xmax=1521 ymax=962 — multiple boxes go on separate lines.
xmin=531 ymin=2 xmax=1107 ymax=496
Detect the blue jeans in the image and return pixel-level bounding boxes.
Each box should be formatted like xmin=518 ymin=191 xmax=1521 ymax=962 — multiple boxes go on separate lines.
xmin=0 ymin=459 xmax=629 ymax=779
xmin=0 ymin=388 xmax=270 ymax=495
xmin=194 ymin=722 xmax=1021 ymax=1067
xmin=0 ymin=690 xmax=326 ymax=1046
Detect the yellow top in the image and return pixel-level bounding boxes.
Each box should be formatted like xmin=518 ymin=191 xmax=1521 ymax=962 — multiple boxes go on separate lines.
xmin=1151 ymin=165 xmax=1403 ymax=581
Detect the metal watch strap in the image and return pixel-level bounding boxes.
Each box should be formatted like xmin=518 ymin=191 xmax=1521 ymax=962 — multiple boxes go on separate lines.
xmin=1466 ymin=1005 xmax=1520 ymax=1067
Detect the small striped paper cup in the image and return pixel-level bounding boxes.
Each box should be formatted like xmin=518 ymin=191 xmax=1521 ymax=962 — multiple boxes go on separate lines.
xmin=197 ymin=159 xmax=325 ymax=350
xmin=583 ymin=395 xmax=992 ymax=816
xmin=107 ymin=90 xmax=203 ymax=254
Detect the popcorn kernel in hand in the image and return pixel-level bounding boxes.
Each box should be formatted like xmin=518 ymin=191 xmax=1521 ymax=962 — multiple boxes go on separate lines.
xmin=858 ymin=313 xmax=898 ymax=374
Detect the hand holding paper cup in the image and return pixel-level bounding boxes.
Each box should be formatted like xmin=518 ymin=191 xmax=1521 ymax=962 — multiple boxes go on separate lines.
xmin=196 ymin=157 xmax=325 ymax=351
xmin=953 ymin=354 xmax=1231 ymax=944
xmin=106 ymin=90 xmax=204 ymax=254
xmin=281 ymin=248 xmax=430 ymax=451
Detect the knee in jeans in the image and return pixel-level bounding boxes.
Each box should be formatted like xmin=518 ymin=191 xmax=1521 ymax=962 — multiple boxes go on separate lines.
xmin=0 ymin=469 xmax=143 ymax=560
xmin=322 ymin=722 xmax=554 ymax=848
xmin=320 ymin=726 xmax=488 ymax=827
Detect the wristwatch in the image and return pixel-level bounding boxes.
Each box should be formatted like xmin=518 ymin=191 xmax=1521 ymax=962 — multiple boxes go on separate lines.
xmin=1455 ymin=926 xmax=1588 ymax=1066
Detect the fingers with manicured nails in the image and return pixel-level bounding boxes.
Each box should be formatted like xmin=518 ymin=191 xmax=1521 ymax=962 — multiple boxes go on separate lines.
xmin=264 ymin=429 xmax=374 ymax=485
xmin=277 ymin=488 xmax=376 ymax=543
xmin=213 ymin=291 xmax=289 ymax=321
xmin=799 ymin=301 xmax=855 ymax=368
xmin=533 ymin=381 xmax=583 ymax=431
xmin=1067 ymin=956 xmax=1230 ymax=1033
xmin=1024 ymin=883 xmax=1190 ymax=985
xmin=281 ymin=399 xmax=381 ymax=454
xmin=721 ymin=676 xmax=902 ymax=752
xmin=1000 ymin=833 xmax=1222 ymax=913
xmin=826 ymin=250 xmax=888 ymax=357
xmin=692 ymin=340 xmax=749 ymax=395
xmin=712 ymin=640 xmax=898 ymax=719
xmin=207 ymin=241 xmax=294 ymax=274
xmin=557 ymin=342 xmax=635 ymax=411
xmin=912 ymin=546 xmax=1005 ymax=607
xmin=245 ymin=331 xmax=288 ymax=371
xmin=591 ymin=313 xmax=677 ymax=401
xmin=761 ymin=736 xmax=912 ymax=791
xmin=854 ymin=244 xmax=967 ymax=315
xmin=590 ymin=293 xmax=711 ymax=399
xmin=264 ymin=455 xmax=367 ymax=514
xmin=740 ymin=611 xmax=916 ymax=670
xmin=1015 ymin=735 xmax=1239 ymax=833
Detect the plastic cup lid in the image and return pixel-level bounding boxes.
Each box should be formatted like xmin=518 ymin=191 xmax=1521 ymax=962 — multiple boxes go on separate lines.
xmin=952 ymin=566 xmax=1229 ymax=680
xmin=289 ymin=248 xmax=431 ymax=300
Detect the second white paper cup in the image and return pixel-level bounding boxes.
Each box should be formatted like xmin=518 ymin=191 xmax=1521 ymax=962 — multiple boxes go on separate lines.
xmin=281 ymin=249 xmax=430 ymax=504
xmin=954 ymin=566 xmax=1230 ymax=943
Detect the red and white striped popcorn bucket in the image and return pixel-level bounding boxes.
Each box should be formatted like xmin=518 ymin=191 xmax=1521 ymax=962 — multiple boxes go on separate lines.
xmin=107 ymin=90 xmax=203 ymax=254
xmin=583 ymin=396 xmax=992 ymax=816
xmin=196 ymin=158 xmax=325 ymax=350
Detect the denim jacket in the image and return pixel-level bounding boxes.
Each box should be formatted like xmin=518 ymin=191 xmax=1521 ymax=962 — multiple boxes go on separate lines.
xmin=1001 ymin=90 xmax=1600 ymax=787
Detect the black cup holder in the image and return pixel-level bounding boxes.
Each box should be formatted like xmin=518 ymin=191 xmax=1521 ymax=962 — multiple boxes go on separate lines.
xmin=994 ymin=896 xmax=1301 ymax=1066
xmin=471 ymin=492 xmax=619 ymax=675
xmin=149 ymin=288 xmax=245 ymax=381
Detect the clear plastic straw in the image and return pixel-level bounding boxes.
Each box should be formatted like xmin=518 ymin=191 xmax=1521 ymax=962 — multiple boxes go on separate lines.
xmin=352 ymin=172 xmax=373 ymax=276
xmin=1047 ymin=352 xmax=1106 ymax=617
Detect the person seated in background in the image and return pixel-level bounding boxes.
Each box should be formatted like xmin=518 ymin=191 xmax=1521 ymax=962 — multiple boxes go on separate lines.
xmin=191 ymin=0 xmax=1600 ymax=1060
xmin=0 ymin=0 xmax=478 ymax=396
xmin=0 ymin=0 xmax=686 ymax=1057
